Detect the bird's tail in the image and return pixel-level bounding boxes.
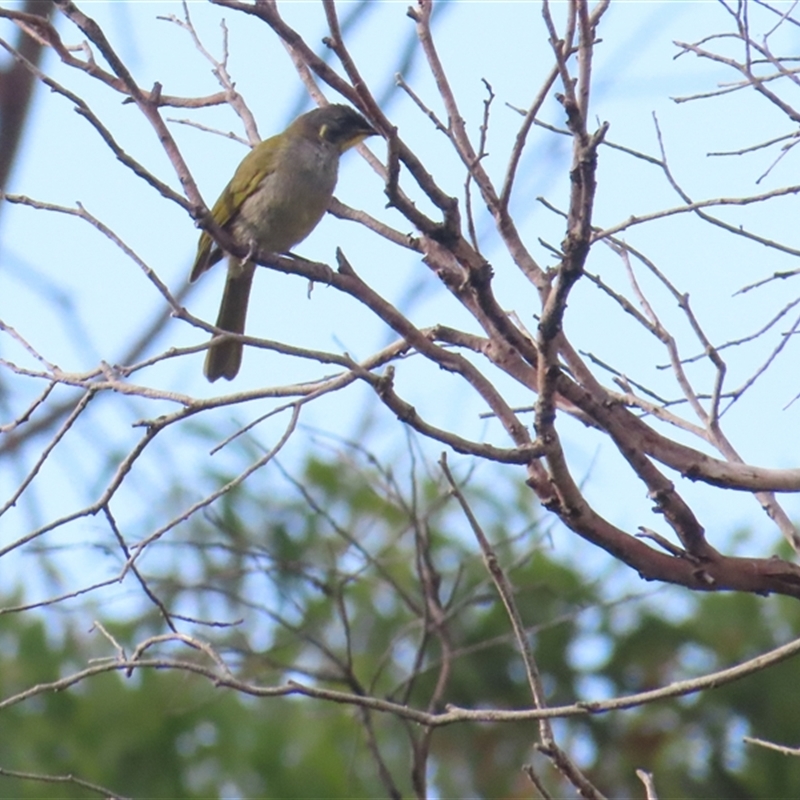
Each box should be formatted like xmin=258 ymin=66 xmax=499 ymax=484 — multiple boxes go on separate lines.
xmin=204 ymin=259 xmax=256 ymax=382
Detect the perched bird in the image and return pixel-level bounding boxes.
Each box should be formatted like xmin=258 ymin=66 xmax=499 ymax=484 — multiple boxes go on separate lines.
xmin=190 ymin=104 xmax=377 ymax=382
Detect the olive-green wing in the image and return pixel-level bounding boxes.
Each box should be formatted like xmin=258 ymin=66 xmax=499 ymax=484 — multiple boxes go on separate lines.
xmin=189 ymin=133 xmax=281 ymax=282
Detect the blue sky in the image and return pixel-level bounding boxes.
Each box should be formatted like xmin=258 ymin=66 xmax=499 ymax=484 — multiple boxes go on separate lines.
xmin=2 ymin=1 xmax=800 ymax=606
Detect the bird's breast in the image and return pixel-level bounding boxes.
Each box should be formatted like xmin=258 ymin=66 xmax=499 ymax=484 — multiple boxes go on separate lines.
xmin=232 ymin=139 xmax=340 ymax=255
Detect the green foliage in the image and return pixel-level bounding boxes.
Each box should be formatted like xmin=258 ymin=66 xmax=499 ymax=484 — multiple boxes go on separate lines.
xmin=0 ymin=614 xmax=402 ymax=797
xmin=2 ymin=449 xmax=800 ymax=798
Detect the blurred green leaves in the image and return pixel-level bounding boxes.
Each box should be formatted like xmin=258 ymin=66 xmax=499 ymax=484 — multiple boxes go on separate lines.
xmin=1 ymin=447 xmax=799 ymax=798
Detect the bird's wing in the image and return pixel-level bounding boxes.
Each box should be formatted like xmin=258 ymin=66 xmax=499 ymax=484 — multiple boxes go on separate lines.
xmin=190 ymin=133 xmax=281 ymax=282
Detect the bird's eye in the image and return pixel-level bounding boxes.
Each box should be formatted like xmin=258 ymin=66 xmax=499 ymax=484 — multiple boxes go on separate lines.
xmin=319 ymin=123 xmax=331 ymax=141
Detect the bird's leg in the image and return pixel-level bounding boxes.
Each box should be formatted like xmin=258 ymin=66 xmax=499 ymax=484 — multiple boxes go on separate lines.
xmin=244 ymin=237 xmax=259 ymax=264
xmin=284 ymin=249 xmax=314 ymax=264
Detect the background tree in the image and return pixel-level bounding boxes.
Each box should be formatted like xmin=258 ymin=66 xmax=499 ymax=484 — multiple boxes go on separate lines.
xmin=2 ymin=0 xmax=800 ymax=797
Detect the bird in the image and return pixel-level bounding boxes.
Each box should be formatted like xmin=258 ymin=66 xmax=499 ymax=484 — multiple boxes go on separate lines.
xmin=190 ymin=104 xmax=377 ymax=382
